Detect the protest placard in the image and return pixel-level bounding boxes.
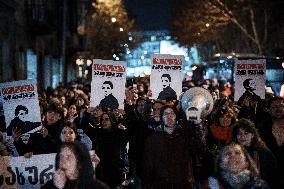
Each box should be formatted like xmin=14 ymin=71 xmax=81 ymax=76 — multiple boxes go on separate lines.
xmin=90 ymin=60 xmax=126 ymax=110
xmin=0 ymin=80 xmax=41 ymax=137
xmin=150 ymin=54 xmax=184 ymax=100
xmin=234 ymin=59 xmax=266 ymax=103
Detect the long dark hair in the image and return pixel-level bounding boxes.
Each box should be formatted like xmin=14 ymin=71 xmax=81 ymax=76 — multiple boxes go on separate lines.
xmin=55 ymin=142 xmax=95 ymax=188
xmin=232 ymin=118 xmax=268 ymax=149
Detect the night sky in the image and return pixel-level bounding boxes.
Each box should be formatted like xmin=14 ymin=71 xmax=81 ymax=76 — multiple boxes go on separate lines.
xmin=124 ymin=0 xmax=171 ymax=31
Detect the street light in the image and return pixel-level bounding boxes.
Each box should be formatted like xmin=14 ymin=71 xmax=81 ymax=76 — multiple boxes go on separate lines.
xmin=76 ymin=55 xmax=93 ymax=78
xmin=111 ymin=17 xmax=117 ymax=23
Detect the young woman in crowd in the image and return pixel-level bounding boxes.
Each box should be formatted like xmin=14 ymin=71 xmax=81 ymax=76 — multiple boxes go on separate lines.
xmin=231 ymin=118 xmax=280 ymax=188
xmin=203 ymin=143 xmax=270 ymax=189
xmin=94 ymin=112 xmax=128 ymax=188
xmin=41 ymin=142 xmax=109 ymax=189
xmin=207 ymin=104 xmax=237 ymax=154
xmin=59 ymin=123 xmax=99 ymax=169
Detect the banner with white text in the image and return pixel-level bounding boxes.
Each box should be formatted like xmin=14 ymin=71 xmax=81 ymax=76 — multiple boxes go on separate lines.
xmin=0 ymin=153 xmax=55 ymax=189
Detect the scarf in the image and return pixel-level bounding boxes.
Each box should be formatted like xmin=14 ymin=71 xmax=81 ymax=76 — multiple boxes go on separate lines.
xmin=220 ymin=169 xmax=251 ymax=189
xmin=210 ymin=124 xmax=232 ymax=143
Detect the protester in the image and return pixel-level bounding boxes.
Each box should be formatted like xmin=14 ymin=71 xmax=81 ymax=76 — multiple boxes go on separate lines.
xmin=256 ymin=97 xmax=284 ymax=187
xmin=142 ymin=105 xmax=207 ymax=189
xmin=94 ymin=112 xmax=128 ymax=188
xmin=207 ymin=103 xmax=237 ymax=153
xmin=232 ymin=119 xmax=280 ymax=188
xmin=41 ymin=141 xmax=109 ymax=189
xmin=203 ymin=143 xmax=270 ymax=189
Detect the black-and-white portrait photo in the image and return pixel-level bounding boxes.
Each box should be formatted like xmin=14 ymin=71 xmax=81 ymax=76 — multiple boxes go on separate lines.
xmin=157 ymin=74 xmax=177 ymax=100
xmin=6 ymin=105 xmax=41 ymax=136
xmin=99 ymin=81 xmax=119 ymax=110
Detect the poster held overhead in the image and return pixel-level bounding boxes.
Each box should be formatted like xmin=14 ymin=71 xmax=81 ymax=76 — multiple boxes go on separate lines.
xmin=150 ymin=54 xmax=184 ymax=101
xmin=90 ymin=59 xmax=126 ymax=110
xmin=234 ymin=59 xmax=266 ymax=109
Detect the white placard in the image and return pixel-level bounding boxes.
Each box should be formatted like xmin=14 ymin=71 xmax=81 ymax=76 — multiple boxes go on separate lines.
xmin=0 ymin=80 xmax=42 ymax=136
xmin=234 ymin=59 xmax=266 ymax=102
xmin=90 ymin=60 xmax=126 ymax=110
xmin=150 ymin=54 xmax=184 ymax=100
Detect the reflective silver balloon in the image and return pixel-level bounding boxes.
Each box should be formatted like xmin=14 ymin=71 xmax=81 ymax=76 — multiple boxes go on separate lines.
xmin=181 ymin=87 xmax=214 ymax=122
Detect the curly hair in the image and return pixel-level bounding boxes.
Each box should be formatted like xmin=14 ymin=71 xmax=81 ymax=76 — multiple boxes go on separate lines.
xmin=231 ymin=118 xmax=268 ymax=149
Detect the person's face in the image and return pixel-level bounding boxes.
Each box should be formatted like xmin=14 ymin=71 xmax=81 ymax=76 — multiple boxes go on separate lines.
xmin=46 ymin=111 xmax=61 ymax=125
xmin=63 ymin=107 xmax=68 ymax=118
xmin=248 ymin=80 xmax=256 ymax=91
xmin=136 ymin=100 xmax=145 ymax=114
xmin=220 ymin=145 xmax=248 ymax=173
xmin=101 ymin=114 xmax=111 ymax=129
xmin=76 ymin=98 xmax=84 ymax=107
xmin=161 ymin=77 xmax=170 ymax=88
xmin=69 ymin=105 xmax=77 ymax=115
xmin=102 ymin=83 xmax=112 ymax=96
xmin=59 ymin=147 xmax=78 ymax=180
xmin=270 ymin=100 xmax=284 ymax=119
xmin=219 ymin=113 xmax=232 ymax=127
xmin=18 ymin=110 xmax=28 ymax=121
xmin=237 ymin=128 xmax=254 ymax=147
xmin=153 ymin=103 xmax=163 ymax=117
xmin=162 ymin=108 xmax=176 ymax=128
xmin=60 ymin=127 xmax=76 ymax=142
xmin=60 ymin=96 xmax=66 ymax=105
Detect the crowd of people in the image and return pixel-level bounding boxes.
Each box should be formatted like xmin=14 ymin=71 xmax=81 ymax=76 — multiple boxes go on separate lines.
xmin=0 ymin=76 xmax=283 ymax=189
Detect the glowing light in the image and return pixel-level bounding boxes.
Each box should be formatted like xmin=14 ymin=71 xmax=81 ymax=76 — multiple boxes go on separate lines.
xmin=119 ymin=27 xmax=124 ymax=32
xmin=140 ymin=55 xmax=145 ymax=60
xmin=111 ymin=17 xmax=117 ymax=23
xmin=276 ymin=57 xmax=280 ymax=59
xmin=115 ymin=57 xmax=119 ymax=60
xmin=76 ymin=59 xmax=84 ymax=66
xmin=205 ymin=23 xmax=210 ymax=27
xmin=86 ymin=59 xmax=92 ymax=66
xmin=282 ymin=62 xmax=284 ymax=69
xmin=128 ymin=36 xmax=133 ymax=41
xmin=192 ymin=66 xmax=197 ymax=71
xmin=227 ymin=55 xmax=233 ymax=59
xmin=113 ymin=54 xmax=117 ymax=58
xmin=215 ymin=53 xmax=221 ymax=57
